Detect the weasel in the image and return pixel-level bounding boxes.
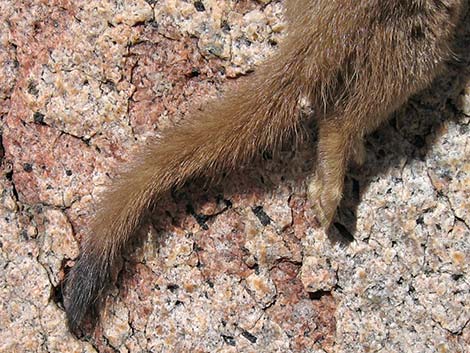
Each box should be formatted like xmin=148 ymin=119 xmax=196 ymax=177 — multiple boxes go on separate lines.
xmin=64 ymin=0 xmax=465 ymax=332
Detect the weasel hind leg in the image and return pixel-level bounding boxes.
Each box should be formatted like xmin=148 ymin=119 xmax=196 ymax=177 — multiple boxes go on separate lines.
xmin=308 ymin=120 xmax=363 ymax=228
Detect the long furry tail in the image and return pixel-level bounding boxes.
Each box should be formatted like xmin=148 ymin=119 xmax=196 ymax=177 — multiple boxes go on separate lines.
xmin=64 ymin=39 xmax=308 ymax=332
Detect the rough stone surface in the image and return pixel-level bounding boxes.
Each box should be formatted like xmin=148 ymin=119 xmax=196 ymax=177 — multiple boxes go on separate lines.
xmin=0 ymin=1 xmax=468 ymax=353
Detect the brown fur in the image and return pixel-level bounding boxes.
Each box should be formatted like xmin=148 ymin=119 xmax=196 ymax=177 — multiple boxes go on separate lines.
xmin=64 ymin=0 xmax=465 ymax=332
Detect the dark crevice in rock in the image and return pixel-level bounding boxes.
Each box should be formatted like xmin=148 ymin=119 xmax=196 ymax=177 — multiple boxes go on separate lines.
xmin=51 ymin=280 xmax=65 ymax=310
xmin=333 ymin=222 xmax=355 ymax=244
xmin=251 ymin=205 xmax=271 ymax=226
xmin=5 ymin=163 xmax=19 ymax=202
xmin=308 ymin=290 xmax=332 ymax=301
xmin=240 ymin=328 xmax=257 ymax=344
xmin=221 ymin=334 xmax=236 ymax=346
xmin=187 ymin=195 xmax=232 ymax=230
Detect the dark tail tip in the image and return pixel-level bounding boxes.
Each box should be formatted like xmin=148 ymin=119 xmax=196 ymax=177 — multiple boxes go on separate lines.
xmin=63 ymin=250 xmax=112 ymax=334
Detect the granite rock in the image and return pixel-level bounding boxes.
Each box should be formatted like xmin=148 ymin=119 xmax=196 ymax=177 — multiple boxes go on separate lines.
xmin=0 ymin=1 xmax=469 ymax=353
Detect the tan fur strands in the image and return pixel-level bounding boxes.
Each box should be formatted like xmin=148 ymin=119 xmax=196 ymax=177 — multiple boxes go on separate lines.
xmin=64 ymin=0 xmax=465 ymax=332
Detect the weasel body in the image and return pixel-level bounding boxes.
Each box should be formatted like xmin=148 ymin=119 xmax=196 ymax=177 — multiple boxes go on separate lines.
xmin=64 ymin=0 xmax=464 ymax=331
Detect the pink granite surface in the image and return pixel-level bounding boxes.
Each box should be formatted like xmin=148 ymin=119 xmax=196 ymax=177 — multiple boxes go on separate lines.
xmin=0 ymin=1 xmax=468 ymax=352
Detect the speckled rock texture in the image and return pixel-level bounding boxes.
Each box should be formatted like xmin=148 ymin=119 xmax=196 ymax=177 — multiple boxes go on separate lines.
xmin=0 ymin=1 xmax=468 ymax=352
